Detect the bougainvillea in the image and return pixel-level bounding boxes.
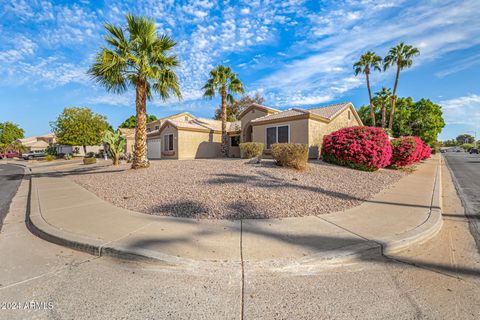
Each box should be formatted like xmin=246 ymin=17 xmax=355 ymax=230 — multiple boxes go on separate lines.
xmin=390 ymin=136 xmax=433 ymax=167
xmin=321 ymin=126 xmax=392 ymax=171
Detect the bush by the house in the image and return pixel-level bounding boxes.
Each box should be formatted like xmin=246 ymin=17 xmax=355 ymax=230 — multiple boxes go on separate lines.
xmin=321 ymin=126 xmax=392 ymax=171
xmin=239 ymin=142 xmax=264 ymax=159
xmin=390 ymin=136 xmax=432 ymax=167
xmin=45 ymin=155 xmax=55 ymax=161
xmin=83 ymin=157 xmax=97 ymax=165
xmin=271 ymin=143 xmax=309 ymax=170
xmin=64 ymin=153 xmax=72 ymax=160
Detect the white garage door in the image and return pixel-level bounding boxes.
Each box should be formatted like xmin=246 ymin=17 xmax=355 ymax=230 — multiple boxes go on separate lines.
xmin=147 ymin=138 xmax=161 ymax=159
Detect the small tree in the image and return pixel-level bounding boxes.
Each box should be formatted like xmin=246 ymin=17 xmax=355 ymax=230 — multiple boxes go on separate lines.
xmin=213 ymin=93 xmax=264 ymax=122
xmin=51 ymin=107 xmax=109 ymax=155
xmin=456 ymin=134 xmax=475 ymax=144
xmin=0 ymin=122 xmax=24 ymax=144
xmin=119 ymin=114 xmax=157 ymax=129
xmin=102 ymin=131 xmax=126 ymax=165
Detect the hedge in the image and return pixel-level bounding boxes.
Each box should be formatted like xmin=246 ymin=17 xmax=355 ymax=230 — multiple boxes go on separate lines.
xmin=239 ymin=142 xmax=264 ymax=159
xmin=321 ymin=126 xmax=392 ymax=171
xmin=271 ymin=143 xmax=309 ymax=170
xmin=83 ymin=157 xmax=97 ymax=165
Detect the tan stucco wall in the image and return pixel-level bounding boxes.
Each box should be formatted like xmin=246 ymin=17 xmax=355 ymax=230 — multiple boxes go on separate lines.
xmin=153 ymin=124 xmax=179 ymax=159
xmin=308 ymin=106 xmax=361 ymax=158
xmin=252 ymin=118 xmax=309 ymax=148
xmin=177 ymin=129 xmax=221 ymax=160
xmin=125 ymin=137 xmax=135 ymax=155
xmin=240 ymin=109 xmax=270 ymax=142
xmin=146 ymin=114 xmax=195 ymax=132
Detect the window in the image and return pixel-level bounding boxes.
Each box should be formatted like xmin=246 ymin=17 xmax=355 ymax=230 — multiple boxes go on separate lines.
xmin=230 ymin=135 xmax=240 ymax=147
xmin=155 ymin=125 xmax=159 ymax=130
xmin=164 ymin=134 xmax=174 ymax=151
xmin=348 ymin=111 xmax=351 ymax=120
xmin=266 ymin=125 xmax=289 ymax=148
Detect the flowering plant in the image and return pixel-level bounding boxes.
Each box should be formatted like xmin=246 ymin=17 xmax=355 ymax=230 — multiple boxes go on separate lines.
xmin=321 ymin=126 xmax=392 ymax=171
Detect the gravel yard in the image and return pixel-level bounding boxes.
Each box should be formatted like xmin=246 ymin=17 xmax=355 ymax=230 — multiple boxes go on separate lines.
xmin=68 ymin=159 xmax=407 ymax=219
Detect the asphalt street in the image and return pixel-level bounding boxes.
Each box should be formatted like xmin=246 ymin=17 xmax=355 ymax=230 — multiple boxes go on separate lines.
xmin=444 ymin=152 xmax=480 ymax=246
xmin=0 ymin=163 xmax=23 ymax=231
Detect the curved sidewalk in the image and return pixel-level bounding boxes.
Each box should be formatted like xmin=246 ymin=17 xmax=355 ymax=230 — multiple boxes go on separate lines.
xmin=26 ymin=156 xmax=443 ymax=269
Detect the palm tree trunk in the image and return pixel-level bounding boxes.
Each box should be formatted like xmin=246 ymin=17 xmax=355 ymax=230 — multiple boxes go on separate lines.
xmin=220 ymin=87 xmax=228 ymax=157
xmin=381 ymin=102 xmax=386 ymax=128
xmin=366 ymin=72 xmax=376 ymax=126
xmin=388 ymin=64 xmax=401 ymax=130
xmin=132 ymin=79 xmax=149 ymax=169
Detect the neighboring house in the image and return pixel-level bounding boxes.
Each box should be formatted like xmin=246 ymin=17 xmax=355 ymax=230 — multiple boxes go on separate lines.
xmin=129 ymin=102 xmax=361 ymax=160
xmin=118 ymin=128 xmax=135 ymax=155
xmin=17 ymin=134 xmax=55 ymax=152
xmin=55 ymin=144 xmax=102 ymax=157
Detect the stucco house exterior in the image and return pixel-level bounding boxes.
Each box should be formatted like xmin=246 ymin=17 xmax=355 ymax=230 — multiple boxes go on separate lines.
xmin=130 ymin=102 xmax=361 ymax=160
xmin=17 ymin=134 xmax=55 ymax=151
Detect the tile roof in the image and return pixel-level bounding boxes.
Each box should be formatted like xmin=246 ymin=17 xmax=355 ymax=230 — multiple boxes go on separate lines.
xmin=250 ymin=102 xmax=353 ymax=123
xmin=238 ymin=103 xmax=281 ymax=120
xmin=161 ymin=118 xmax=241 ymax=133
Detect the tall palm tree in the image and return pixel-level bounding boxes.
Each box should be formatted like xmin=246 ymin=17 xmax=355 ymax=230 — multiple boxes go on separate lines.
xmin=354 ymin=51 xmax=382 ymax=126
xmin=374 ymin=87 xmax=392 ymax=129
xmin=202 ymin=65 xmax=245 ymax=157
xmin=89 ymin=14 xmax=181 ymax=169
xmin=383 ymin=42 xmax=419 ymax=130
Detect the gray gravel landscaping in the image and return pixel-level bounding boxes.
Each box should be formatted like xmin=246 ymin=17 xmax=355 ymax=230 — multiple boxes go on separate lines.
xmin=68 ymin=159 xmax=407 ymax=219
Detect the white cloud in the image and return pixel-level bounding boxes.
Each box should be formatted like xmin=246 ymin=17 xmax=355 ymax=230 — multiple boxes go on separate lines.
xmin=440 ymin=94 xmax=480 ymax=126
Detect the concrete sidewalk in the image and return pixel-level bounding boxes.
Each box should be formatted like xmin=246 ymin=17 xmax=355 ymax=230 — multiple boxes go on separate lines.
xmin=26 ymin=156 xmax=443 ymax=269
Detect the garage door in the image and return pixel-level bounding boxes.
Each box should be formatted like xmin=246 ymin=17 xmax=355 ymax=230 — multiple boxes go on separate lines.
xmin=147 ymin=138 xmax=161 ymax=159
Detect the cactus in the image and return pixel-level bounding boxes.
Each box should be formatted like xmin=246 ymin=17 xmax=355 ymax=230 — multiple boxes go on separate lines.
xmin=102 ymin=131 xmax=126 ymax=166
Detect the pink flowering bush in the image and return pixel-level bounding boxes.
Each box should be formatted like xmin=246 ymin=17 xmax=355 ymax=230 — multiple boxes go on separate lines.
xmin=321 ymin=126 xmax=392 ymax=171
xmin=390 ymin=136 xmax=431 ymax=167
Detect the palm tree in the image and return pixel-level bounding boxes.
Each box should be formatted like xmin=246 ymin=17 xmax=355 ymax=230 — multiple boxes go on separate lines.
xmin=374 ymin=87 xmax=392 ymax=128
xmin=89 ymin=14 xmax=181 ymax=169
xmin=383 ymin=42 xmax=420 ymax=130
xmin=202 ymin=65 xmax=245 ymax=157
xmin=354 ymin=51 xmax=382 ymax=126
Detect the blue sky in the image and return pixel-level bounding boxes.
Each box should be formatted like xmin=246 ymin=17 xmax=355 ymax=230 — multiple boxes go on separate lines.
xmin=1 ymin=0 xmax=479 ymax=140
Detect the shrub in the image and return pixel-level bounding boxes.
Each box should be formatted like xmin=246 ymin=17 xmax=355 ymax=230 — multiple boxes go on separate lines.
xmin=64 ymin=153 xmax=72 ymax=160
xmin=271 ymin=143 xmax=309 ymax=170
xmin=321 ymin=126 xmax=392 ymax=171
xmin=45 ymin=155 xmax=55 ymax=161
xmin=390 ymin=136 xmax=420 ymax=167
xmin=83 ymin=157 xmax=97 ymax=165
xmin=239 ymin=142 xmax=264 ymax=159
xmin=85 ymin=151 xmax=95 ymax=158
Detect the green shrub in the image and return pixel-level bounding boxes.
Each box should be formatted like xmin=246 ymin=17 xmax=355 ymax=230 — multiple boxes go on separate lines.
xmin=64 ymin=153 xmax=72 ymax=160
xmin=239 ymin=142 xmax=264 ymax=159
xmin=271 ymin=143 xmax=309 ymax=170
xmin=45 ymin=155 xmax=55 ymax=161
xmin=83 ymin=157 xmax=97 ymax=165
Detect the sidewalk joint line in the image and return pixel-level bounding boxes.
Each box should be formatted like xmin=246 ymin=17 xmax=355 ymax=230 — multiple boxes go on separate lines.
xmin=98 ymin=221 xmax=158 ymax=255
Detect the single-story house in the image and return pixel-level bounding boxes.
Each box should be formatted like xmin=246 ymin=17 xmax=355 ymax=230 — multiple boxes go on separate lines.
xmin=118 ymin=128 xmax=136 ymax=155
xmin=17 ymin=134 xmax=55 ymax=152
xmin=141 ymin=102 xmax=362 ymax=160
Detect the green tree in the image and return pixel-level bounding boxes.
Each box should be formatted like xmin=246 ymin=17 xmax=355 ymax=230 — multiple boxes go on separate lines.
xmin=456 ymin=134 xmax=475 ymax=144
xmin=374 ymin=87 xmax=392 ymax=128
xmin=102 ymin=131 xmax=126 ymax=165
xmin=213 ymin=93 xmax=264 ymax=122
xmin=202 ymin=65 xmax=245 ymax=156
xmin=0 ymin=122 xmax=24 ymax=144
xmin=119 ymin=114 xmax=158 ymax=128
xmin=89 ymin=14 xmax=181 ymax=169
xmin=358 ymin=97 xmax=445 ymax=144
xmin=383 ymin=43 xmax=420 ymax=130
xmin=51 ymin=107 xmax=109 ymax=155
xmin=354 ymin=51 xmax=382 ymax=126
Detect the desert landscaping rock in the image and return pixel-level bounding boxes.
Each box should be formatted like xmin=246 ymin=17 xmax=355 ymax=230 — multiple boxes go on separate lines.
xmin=69 ymin=159 xmax=407 ymax=219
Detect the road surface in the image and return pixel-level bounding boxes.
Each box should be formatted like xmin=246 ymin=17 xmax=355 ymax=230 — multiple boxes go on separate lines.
xmin=0 ymin=161 xmax=479 ymax=319
xmin=443 ymin=152 xmax=480 ymax=246
xmin=0 ymin=164 xmax=23 ymax=231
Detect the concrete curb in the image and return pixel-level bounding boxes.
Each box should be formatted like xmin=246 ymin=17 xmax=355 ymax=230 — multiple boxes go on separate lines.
xmin=26 ymin=157 xmax=444 ymax=266
xmin=380 ymin=156 xmax=443 ymax=255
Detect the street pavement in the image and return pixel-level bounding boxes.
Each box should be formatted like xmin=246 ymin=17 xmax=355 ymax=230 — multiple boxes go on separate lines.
xmin=0 ymin=160 xmax=479 ymax=319
xmin=0 ymin=163 xmax=23 ymax=231
xmin=444 ymin=152 xmax=480 ymax=247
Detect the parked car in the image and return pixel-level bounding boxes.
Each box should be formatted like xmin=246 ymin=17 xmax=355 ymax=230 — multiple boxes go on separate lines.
xmin=0 ymin=151 xmax=20 ymax=159
xmin=22 ymin=150 xmax=47 ymax=160
xmin=469 ymin=148 xmax=479 ymax=154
